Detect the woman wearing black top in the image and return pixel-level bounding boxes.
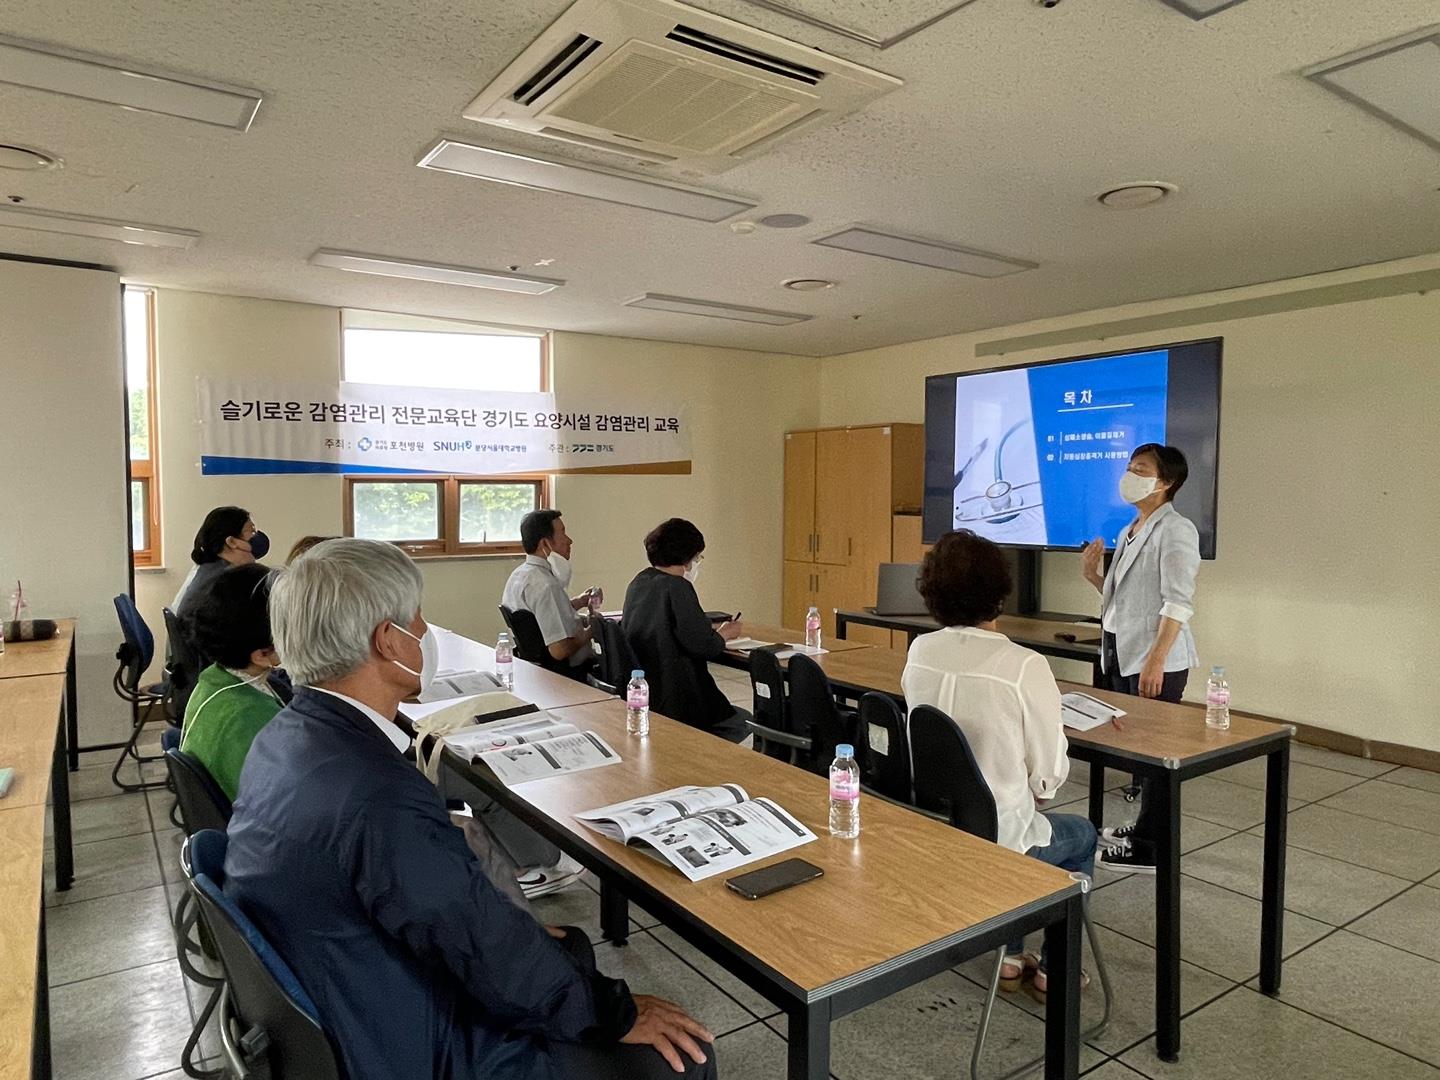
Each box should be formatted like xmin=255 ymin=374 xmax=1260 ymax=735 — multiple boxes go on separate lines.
xmin=622 ymin=519 xmax=751 ymax=744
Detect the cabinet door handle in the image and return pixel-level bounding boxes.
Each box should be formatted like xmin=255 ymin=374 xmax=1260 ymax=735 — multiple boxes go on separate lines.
xmin=848 ymin=536 xmax=853 ymax=557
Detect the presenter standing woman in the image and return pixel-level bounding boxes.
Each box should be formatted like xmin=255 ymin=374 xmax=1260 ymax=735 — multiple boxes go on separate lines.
xmin=1080 ymin=443 xmax=1200 ymax=873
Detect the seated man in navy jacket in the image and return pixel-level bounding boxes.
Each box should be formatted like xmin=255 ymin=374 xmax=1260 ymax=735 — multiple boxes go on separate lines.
xmin=224 ymin=538 xmax=717 ymax=1080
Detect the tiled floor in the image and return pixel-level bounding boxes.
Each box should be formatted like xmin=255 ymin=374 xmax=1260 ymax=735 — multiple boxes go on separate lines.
xmin=43 ymin=696 xmax=1440 ymax=1079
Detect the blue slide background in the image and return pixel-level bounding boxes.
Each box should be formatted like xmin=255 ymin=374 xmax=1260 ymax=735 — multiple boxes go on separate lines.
xmin=1025 ymin=350 xmax=1169 ymax=547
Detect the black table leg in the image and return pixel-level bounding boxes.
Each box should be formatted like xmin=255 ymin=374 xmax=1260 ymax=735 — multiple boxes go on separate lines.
xmin=787 ymin=1001 xmax=831 ymax=1080
xmin=834 ymin=613 xmax=849 ymax=641
xmin=1044 ymin=894 xmax=1082 ymax=1080
xmin=1154 ymin=769 xmax=1182 ymax=1061
xmin=50 ymin=704 xmax=74 ymax=890
xmin=66 ymin=637 xmax=80 ymax=772
xmin=34 ymin=902 xmax=52 ymax=1080
xmin=599 ymin=878 xmax=629 ymax=946
xmin=1260 ymin=740 xmax=1290 ymax=995
xmin=1087 ymin=763 xmax=1106 ymax=829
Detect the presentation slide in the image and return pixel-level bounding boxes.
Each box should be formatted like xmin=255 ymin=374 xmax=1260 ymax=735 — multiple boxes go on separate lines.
xmin=924 ymin=340 xmax=1221 ymax=556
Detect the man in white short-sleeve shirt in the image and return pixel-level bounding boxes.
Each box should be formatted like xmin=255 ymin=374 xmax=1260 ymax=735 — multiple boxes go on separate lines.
xmin=501 ymin=510 xmax=597 ymax=671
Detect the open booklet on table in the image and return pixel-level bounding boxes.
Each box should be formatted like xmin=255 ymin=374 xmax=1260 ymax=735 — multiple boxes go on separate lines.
xmin=1060 ymin=691 xmax=1127 ymax=732
xmin=724 ymin=639 xmax=829 ymax=659
xmin=577 ymin=784 xmax=816 ymax=882
xmin=404 ymin=693 xmax=622 ymax=786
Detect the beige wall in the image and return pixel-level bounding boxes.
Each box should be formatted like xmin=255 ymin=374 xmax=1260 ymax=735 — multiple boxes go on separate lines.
xmin=135 ymin=291 xmax=819 ymax=673
xmin=819 ymin=276 xmax=1440 ymax=752
xmin=1 ymin=259 xmax=133 ymax=746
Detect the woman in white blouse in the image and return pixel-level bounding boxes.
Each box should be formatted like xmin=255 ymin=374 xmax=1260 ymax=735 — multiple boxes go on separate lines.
xmin=902 ymin=529 xmax=1095 ymax=1005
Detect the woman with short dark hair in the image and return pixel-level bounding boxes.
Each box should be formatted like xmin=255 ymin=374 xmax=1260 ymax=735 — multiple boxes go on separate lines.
xmin=179 ymin=562 xmax=284 ymax=800
xmin=172 ymin=505 xmax=269 ymax=616
xmin=904 ymin=529 xmax=1095 ymax=1004
xmin=622 ymin=518 xmax=751 ymax=744
xmin=1080 ymin=442 xmax=1201 ymax=873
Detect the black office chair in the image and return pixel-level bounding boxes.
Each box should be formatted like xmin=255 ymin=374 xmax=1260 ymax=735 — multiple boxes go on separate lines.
xmin=857 ymin=693 xmax=912 ymax=803
xmin=591 ymin=616 xmax=635 ymax=696
xmin=111 ymin=594 xmax=171 ymax=793
xmin=786 ymin=654 xmax=857 ymax=774
xmin=499 ymin=604 xmax=588 ymax=682
xmin=166 ymin=748 xmax=235 ymax=1079
xmin=907 ymin=705 xmax=1112 ymax=1080
xmin=185 ymin=830 xmax=344 ymax=1080
xmin=164 ymin=606 xmax=204 ymax=724
xmin=745 ymin=649 xmax=807 ymax=762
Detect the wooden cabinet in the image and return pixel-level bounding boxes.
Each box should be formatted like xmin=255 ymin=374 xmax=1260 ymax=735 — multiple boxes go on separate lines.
xmin=781 ymin=424 xmax=924 ymax=650
xmin=782 ymin=431 xmax=816 ymax=562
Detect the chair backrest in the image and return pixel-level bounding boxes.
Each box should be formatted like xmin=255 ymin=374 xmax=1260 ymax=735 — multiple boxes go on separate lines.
xmin=786 ymin=654 xmax=854 ymax=769
xmin=593 ymin=616 xmax=635 ymax=694
xmin=499 ymin=605 xmax=553 ymax=666
xmin=857 ymin=692 xmax=912 ymax=803
xmin=907 ymin=704 xmax=999 ymax=842
xmin=165 ymin=748 xmax=233 ymax=835
xmin=749 ymin=648 xmax=789 ymax=734
xmin=164 ymin=606 xmax=203 ymax=719
xmin=113 ymin=594 xmax=155 ymax=692
xmin=184 ymin=831 xmax=343 ymax=1080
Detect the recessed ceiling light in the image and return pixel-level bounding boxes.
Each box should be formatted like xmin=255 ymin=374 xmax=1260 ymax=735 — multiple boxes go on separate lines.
xmin=783 ymin=278 xmax=834 ymax=291
xmin=0 ymin=204 xmax=198 ymax=247
xmin=0 ymin=34 xmax=262 ymax=130
xmin=759 ymin=213 xmax=812 ymax=229
xmin=813 ymin=226 xmax=1037 ymax=278
xmin=624 ymin=292 xmax=812 ymax=325
xmin=0 ymin=143 xmax=60 ymax=171
xmin=309 ymin=249 xmax=564 ymax=295
xmin=1155 ymin=0 xmax=1250 ymax=18
xmin=416 ymin=139 xmax=754 ymax=223
xmin=1097 ymin=182 xmax=1177 ymax=208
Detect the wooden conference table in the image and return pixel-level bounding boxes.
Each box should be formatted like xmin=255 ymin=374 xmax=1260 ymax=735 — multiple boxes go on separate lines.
xmin=0 ymin=664 xmax=74 ymax=1080
xmin=834 ymin=608 xmax=1104 ymax=668
xmin=740 ymin=642 xmax=1292 ymax=1063
xmin=430 ymin=638 xmax=1086 ymax=1080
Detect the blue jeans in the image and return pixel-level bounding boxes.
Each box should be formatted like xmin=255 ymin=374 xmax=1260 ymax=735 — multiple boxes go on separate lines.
xmin=1008 ymin=812 xmax=1097 ymax=962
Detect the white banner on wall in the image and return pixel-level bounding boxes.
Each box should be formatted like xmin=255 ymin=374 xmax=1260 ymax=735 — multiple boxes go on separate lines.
xmin=197 ymin=378 xmax=691 ymax=476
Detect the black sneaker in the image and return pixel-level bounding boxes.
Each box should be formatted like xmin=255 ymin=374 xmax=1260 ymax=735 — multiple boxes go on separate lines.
xmin=1098 ymin=841 xmax=1157 ymax=875
xmin=1100 ymin=823 xmax=1139 ymax=844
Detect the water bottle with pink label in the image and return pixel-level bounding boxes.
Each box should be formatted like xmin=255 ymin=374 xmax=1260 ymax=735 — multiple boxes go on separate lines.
xmin=626 ymin=670 xmax=650 ymax=737
xmin=805 ymin=606 xmax=822 ymax=650
xmin=828 ymin=743 xmax=861 ymax=838
xmin=1205 ymin=666 xmax=1230 ymax=730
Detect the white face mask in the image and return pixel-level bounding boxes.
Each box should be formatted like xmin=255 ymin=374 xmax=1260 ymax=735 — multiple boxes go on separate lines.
xmin=388 ymin=622 xmax=438 ymax=695
xmin=1119 ymin=471 xmax=1160 ymax=505
xmin=682 ymin=560 xmax=701 ymax=584
xmin=546 ymin=550 xmax=574 ymax=589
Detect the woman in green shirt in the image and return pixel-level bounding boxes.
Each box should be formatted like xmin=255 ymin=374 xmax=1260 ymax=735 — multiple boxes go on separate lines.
xmin=179 ymin=562 xmax=284 ymax=801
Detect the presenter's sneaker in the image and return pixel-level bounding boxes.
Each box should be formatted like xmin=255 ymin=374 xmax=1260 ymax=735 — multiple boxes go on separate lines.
xmin=518 ymin=854 xmax=586 ymax=899
xmin=1099 ymin=823 xmax=1139 ymax=844
xmin=1098 ymin=838 xmax=1157 ymax=875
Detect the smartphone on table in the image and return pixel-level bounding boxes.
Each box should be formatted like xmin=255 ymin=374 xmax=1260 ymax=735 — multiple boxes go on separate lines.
xmin=725 ymin=858 xmax=824 ymax=900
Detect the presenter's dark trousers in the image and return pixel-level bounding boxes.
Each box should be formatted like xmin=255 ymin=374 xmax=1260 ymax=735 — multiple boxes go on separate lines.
xmin=1101 ymin=633 xmax=1189 ymax=853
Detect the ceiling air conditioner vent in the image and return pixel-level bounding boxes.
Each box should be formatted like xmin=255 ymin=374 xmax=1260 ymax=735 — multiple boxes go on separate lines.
xmin=663 ymin=25 xmax=824 ymax=86
xmin=510 ymin=34 xmax=604 ymax=106
xmin=463 ymin=0 xmax=900 ymax=176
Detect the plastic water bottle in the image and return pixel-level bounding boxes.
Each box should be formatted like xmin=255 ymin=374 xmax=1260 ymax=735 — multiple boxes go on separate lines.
xmin=494 ymin=632 xmax=514 ymax=691
xmin=805 ymin=606 xmax=822 ymax=651
xmin=828 ymin=744 xmax=861 ymax=838
xmin=626 ymin=670 xmax=650 ymax=737
xmin=1205 ymin=666 xmax=1231 ymax=730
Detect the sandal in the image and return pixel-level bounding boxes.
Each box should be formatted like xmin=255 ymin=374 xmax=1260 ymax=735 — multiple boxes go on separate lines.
xmin=998 ymin=951 xmax=1039 ymax=994
xmin=1025 ymin=966 xmax=1091 ymax=1006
